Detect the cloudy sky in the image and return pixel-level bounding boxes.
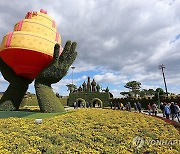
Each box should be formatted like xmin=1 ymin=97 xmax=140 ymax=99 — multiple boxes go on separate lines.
xmin=0 ymin=0 xmax=180 ymax=97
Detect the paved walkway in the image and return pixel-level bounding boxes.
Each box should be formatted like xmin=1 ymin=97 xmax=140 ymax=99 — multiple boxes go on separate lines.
xmin=64 ymin=107 xmax=74 ymax=111
xmin=142 ymin=110 xmax=179 ymax=122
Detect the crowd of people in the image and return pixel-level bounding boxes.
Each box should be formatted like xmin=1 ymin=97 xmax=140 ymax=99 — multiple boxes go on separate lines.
xmin=73 ymin=101 xmax=101 ymax=108
xmin=110 ymin=101 xmax=180 ymax=122
xmin=110 ymin=101 xmax=142 ymax=113
xmin=159 ymin=102 xmax=180 ymax=122
xmin=74 ymin=100 xmax=180 ymax=122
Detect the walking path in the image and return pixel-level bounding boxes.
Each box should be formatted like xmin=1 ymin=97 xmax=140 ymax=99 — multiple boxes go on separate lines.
xmin=142 ymin=110 xmax=179 ymax=122
xmin=64 ymin=107 xmax=74 ymax=111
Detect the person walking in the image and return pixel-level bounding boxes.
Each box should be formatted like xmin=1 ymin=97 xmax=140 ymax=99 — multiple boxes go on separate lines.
xmin=152 ymin=102 xmax=158 ymax=116
xmin=125 ymin=102 xmax=129 ymax=111
xmin=170 ymin=102 xmax=176 ymax=121
xmin=110 ymin=101 xmax=113 ymax=109
xmin=173 ymin=103 xmax=180 ymax=122
xmin=164 ymin=103 xmax=171 ymax=119
xmin=117 ymin=101 xmax=121 ymax=110
xmin=160 ymin=102 xmax=165 ymax=117
xmin=147 ymin=103 xmax=151 ymax=115
xmin=128 ymin=102 xmax=131 ymax=112
xmin=134 ymin=102 xmax=138 ymax=112
xmin=74 ymin=101 xmax=77 ymax=109
xmin=120 ymin=103 xmax=124 ymax=110
xmin=125 ymin=102 xmax=131 ymax=111
xmin=175 ymin=103 xmax=180 ymax=116
xmin=137 ymin=102 xmax=142 ymax=113
xmin=86 ymin=102 xmax=89 ymax=108
xmin=114 ymin=101 xmax=119 ymax=110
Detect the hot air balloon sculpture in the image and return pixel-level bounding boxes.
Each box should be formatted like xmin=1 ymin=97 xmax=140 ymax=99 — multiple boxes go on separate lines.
xmin=0 ymin=9 xmax=62 ymax=79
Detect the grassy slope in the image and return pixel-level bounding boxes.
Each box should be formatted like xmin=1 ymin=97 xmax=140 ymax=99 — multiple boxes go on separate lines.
xmin=0 ymin=110 xmax=73 ymax=119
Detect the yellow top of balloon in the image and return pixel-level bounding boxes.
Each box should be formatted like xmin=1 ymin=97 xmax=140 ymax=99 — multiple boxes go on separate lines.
xmin=0 ymin=9 xmax=61 ymax=56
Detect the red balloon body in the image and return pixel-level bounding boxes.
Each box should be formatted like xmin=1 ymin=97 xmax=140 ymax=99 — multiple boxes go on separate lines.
xmin=0 ymin=48 xmax=53 ymax=79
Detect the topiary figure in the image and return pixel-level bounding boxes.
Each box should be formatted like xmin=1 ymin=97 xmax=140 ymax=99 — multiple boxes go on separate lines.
xmin=82 ymin=81 xmax=87 ymax=92
xmin=0 ymin=59 xmax=32 ymax=111
xmin=105 ymin=86 xmax=109 ymax=93
xmin=35 ymin=41 xmax=77 ymax=113
xmin=91 ymin=79 xmax=96 ymax=92
xmin=87 ymin=77 xmax=91 ymax=92
xmin=96 ymin=84 xmax=100 ymax=92
xmin=78 ymin=86 xmax=83 ymax=92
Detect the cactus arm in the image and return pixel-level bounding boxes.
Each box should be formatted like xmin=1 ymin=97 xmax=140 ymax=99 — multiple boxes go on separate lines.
xmin=35 ymin=82 xmax=65 ymax=112
xmin=35 ymin=42 xmax=77 ymax=113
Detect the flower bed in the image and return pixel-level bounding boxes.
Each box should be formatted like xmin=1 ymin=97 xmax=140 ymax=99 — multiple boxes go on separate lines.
xmin=150 ymin=115 xmax=180 ymax=133
xmin=0 ymin=109 xmax=179 ymax=153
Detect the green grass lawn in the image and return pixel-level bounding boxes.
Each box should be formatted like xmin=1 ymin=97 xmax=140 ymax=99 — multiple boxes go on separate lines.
xmin=0 ymin=110 xmax=73 ymax=119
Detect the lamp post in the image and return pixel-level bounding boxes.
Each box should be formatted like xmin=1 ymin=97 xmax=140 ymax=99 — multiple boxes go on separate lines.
xmin=71 ymin=66 xmax=75 ymax=85
xmin=159 ymin=64 xmax=168 ymax=96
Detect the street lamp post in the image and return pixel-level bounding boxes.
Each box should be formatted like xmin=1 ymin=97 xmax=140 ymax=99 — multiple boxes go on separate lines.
xmin=159 ymin=64 xmax=168 ymax=96
xmin=71 ymin=66 xmax=75 ymax=85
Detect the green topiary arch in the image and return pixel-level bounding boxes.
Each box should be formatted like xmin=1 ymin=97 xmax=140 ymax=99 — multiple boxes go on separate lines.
xmin=76 ymin=98 xmax=86 ymax=107
xmin=91 ymin=98 xmax=103 ymax=108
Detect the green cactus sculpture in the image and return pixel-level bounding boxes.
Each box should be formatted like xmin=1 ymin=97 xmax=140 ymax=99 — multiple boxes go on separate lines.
xmin=35 ymin=41 xmax=77 ymax=113
xmin=0 ymin=59 xmax=32 ymax=111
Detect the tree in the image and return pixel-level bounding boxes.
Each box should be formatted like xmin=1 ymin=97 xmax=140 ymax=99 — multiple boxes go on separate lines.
xmin=66 ymin=84 xmax=77 ymax=93
xmin=120 ymin=91 xmax=131 ymax=97
xmin=124 ymin=81 xmax=141 ymax=97
xmin=156 ymin=88 xmax=164 ymax=95
xmin=148 ymin=89 xmax=155 ymax=96
xmin=139 ymin=89 xmax=148 ymax=97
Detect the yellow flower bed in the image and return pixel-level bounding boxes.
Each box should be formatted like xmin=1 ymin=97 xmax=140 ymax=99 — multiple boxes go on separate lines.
xmin=0 ymin=109 xmax=179 ymax=153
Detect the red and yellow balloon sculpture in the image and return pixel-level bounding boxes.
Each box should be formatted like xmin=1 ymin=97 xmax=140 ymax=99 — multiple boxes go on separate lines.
xmin=0 ymin=9 xmax=62 ymax=79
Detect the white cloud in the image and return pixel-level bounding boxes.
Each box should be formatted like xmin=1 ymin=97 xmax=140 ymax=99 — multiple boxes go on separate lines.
xmin=0 ymin=0 xmax=180 ymax=95
xmin=132 ymin=72 xmax=162 ymax=83
xmin=111 ymin=89 xmax=121 ymax=98
xmin=52 ymin=75 xmax=88 ymax=94
xmin=94 ymin=72 xmax=127 ymax=85
xmin=141 ymin=84 xmax=159 ymax=90
xmin=103 ymin=38 xmax=119 ymax=50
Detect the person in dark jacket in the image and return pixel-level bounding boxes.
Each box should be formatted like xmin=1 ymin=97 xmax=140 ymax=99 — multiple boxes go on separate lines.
xmin=137 ymin=102 xmax=142 ymax=113
xmin=170 ymin=102 xmax=176 ymax=120
xmin=110 ymin=102 xmax=113 ymax=109
xmin=134 ymin=102 xmax=138 ymax=112
xmin=171 ymin=102 xmax=180 ymax=122
xmin=114 ymin=101 xmax=120 ymax=110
